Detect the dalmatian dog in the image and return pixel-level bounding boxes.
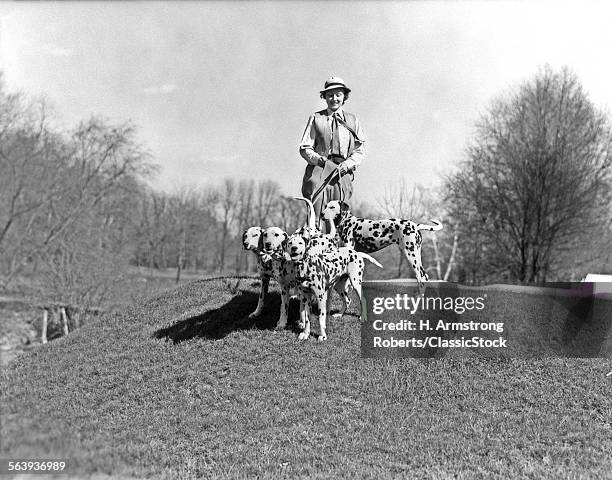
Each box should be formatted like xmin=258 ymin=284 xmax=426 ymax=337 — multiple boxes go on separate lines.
xmin=284 ymin=234 xmax=348 ymax=321
xmin=259 ymin=226 xmax=308 ymax=330
xmin=285 ymin=233 xmax=363 ymax=321
xmin=242 ymin=226 xmax=272 ymax=318
xmin=242 ymin=226 xmax=301 ymax=329
xmin=291 ymin=246 xmax=382 ymax=341
xmin=322 ymin=200 xmax=443 ymax=295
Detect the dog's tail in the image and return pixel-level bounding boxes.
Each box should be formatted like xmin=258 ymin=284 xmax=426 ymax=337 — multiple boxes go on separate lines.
xmin=293 ymin=196 xmax=316 ymax=230
xmin=416 ymin=220 xmax=443 ymax=232
xmin=357 ymin=252 xmax=383 ymax=268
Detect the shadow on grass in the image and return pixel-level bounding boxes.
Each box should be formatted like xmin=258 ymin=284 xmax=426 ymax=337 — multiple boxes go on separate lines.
xmin=153 ymin=290 xmax=302 ymax=343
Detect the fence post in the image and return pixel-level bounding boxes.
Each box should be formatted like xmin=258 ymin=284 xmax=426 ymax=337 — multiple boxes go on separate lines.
xmin=41 ymin=308 xmax=48 ymax=344
xmin=60 ymin=306 xmax=69 ymax=336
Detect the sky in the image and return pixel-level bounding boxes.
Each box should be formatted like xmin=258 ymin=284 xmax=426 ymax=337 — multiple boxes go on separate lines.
xmin=1 ymin=0 xmax=612 ymax=206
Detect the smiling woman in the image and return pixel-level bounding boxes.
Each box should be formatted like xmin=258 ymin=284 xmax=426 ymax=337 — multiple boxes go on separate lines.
xmin=299 ymin=76 xmax=365 ymax=230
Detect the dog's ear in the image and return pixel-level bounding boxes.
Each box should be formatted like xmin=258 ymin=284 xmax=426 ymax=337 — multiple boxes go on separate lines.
xmin=306 ymin=236 xmax=318 ymax=248
xmin=340 ymin=201 xmax=349 ymax=213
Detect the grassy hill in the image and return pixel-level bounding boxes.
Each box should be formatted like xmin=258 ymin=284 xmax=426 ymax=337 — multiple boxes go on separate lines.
xmin=1 ymin=278 xmax=611 ymax=479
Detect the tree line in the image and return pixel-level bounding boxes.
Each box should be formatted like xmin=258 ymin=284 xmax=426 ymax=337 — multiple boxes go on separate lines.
xmin=1 ymin=66 xmax=611 ymax=311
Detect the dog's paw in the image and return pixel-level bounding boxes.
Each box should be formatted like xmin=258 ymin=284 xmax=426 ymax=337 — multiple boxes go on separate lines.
xmin=248 ymin=311 xmax=261 ymax=319
xmin=298 ymin=331 xmax=309 ymax=341
xmin=331 ymin=313 xmax=343 ymax=319
xmin=317 ymin=334 xmax=327 ymax=342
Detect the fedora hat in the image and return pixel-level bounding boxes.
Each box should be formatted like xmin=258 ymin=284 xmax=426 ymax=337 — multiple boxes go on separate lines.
xmin=320 ymin=76 xmax=351 ymax=94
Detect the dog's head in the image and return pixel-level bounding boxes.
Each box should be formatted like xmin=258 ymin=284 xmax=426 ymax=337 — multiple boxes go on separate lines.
xmin=322 ymin=200 xmax=350 ymax=224
xmin=285 ymin=233 xmax=308 ymax=262
xmin=286 ymin=227 xmax=339 ymax=262
xmin=292 ymin=224 xmax=317 ymax=241
xmin=262 ymin=226 xmax=288 ymax=257
xmin=242 ymin=226 xmax=263 ymax=251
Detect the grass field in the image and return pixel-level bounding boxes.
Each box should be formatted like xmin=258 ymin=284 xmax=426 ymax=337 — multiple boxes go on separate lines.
xmin=1 ymin=278 xmax=611 ymax=479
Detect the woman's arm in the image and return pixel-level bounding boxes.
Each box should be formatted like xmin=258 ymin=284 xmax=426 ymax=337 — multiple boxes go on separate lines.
xmin=344 ymin=117 xmax=365 ymax=171
xmin=299 ymin=115 xmax=326 ymax=167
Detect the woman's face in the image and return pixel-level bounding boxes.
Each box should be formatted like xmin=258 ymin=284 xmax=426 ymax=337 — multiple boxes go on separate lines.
xmin=324 ymin=88 xmax=345 ymax=112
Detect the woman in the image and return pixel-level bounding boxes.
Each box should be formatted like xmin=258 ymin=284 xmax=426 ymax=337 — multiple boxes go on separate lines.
xmin=299 ymin=76 xmax=365 ymax=228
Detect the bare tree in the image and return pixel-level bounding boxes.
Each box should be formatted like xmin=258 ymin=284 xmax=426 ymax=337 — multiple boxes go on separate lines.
xmin=232 ymin=180 xmax=255 ymax=274
xmin=0 ymin=74 xmax=153 ymax=293
xmin=252 ymin=180 xmax=280 ymax=226
xmin=447 ymin=66 xmax=612 ymax=283
xmin=274 ymin=195 xmax=305 ymax=237
xmin=212 ymin=179 xmax=241 ymax=273
xmin=135 ymin=191 xmax=174 ymax=270
xmin=376 ymin=178 xmax=429 ymax=220
xmin=0 ymin=78 xmax=157 ymax=315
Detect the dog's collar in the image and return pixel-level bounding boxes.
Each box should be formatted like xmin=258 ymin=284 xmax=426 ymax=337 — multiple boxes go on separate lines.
xmin=267 ymin=250 xmax=286 ymax=261
xmin=258 ymin=252 xmax=273 ymax=266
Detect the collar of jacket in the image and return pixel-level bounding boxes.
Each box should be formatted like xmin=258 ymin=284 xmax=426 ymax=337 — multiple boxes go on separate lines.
xmin=325 ymin=108 xmax=344 ymax=118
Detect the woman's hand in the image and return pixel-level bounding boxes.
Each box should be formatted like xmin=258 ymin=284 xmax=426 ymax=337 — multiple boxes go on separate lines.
xmin=337 ymin=161 xmax=352 ymax=176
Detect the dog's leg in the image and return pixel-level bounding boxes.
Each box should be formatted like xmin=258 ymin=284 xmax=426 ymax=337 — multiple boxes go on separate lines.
xmin=297 ymin=293 xmax=306 ymax=330
xmin=298 ymin=293 xmax=312 ymax=340
xmin=290 ymin=287 xmax=299 ymax=301
xmin=331 ymin=277 xmax=350 ymax=319
xmin=297 ymin=291 xmax=312 ymax=331
xmin=317 ymin=290 xmax=328 ymax=341
xmin=346 ymin=258 xmax=365 ymax=319
xmin=401 ymin=245 xmax=427 ymax=297
xmin=276 ymin=284 xmax=290 ymax=330
xmin=249 ymin=275 xmax=269 ymax=318
xmin=412 ymin=243 xmax=429 ymax=297
xmin=415 ymin=263 xmax=428 ymax=297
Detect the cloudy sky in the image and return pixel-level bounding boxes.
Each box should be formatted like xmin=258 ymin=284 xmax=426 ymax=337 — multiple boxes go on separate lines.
xmin=1 ymin=1 xmax=611 ymax=205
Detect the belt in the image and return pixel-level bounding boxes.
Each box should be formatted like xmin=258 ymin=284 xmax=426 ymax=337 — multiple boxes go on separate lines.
xmin=327 ymin=154 xmax=345 ymax=164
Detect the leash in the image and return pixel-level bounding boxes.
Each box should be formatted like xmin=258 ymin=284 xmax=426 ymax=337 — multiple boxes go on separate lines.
xmin=310 ymin=163 xmax=341 ymax=204
xmin=310 ymin=161 xmax=349 ymax=203
xmin=309 ymin=162 xmax=347 ymax=231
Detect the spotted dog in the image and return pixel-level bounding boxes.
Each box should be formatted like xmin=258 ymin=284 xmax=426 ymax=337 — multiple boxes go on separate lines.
xmin=286 ymin=232 xmax=373 ymax=323
xmin=322 ymin=200 xmax=442 ymax=295
xmin=258 ymin=226 xmax=306 ymax=330
xmin=289 ymin=197 xmax=342 ymax=322
xmin=284 ymin=234 xmax=349 ymax=322
xmin=292 ymin=246 xmax=382 ymax=341
xmin=242 ymin=226 xmax=299 ymax=329
xmin=242 ymin=226 xmax=273 ymax=319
